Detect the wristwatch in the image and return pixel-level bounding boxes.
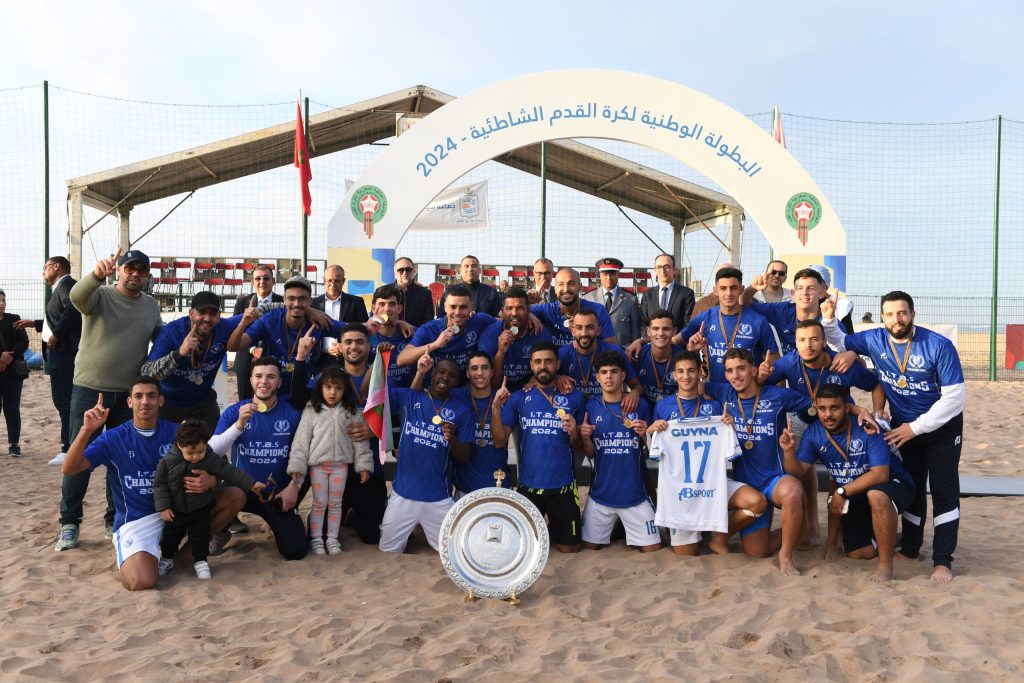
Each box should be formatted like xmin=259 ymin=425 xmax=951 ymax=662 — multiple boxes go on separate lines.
xmin=835 ymin=487 xmax=847 ymax=498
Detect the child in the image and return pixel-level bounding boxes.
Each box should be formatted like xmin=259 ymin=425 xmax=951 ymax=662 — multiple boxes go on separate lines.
xmin=154 ymin=419 xmax=265 ymax=580
xmin=287 ymin=367 xmax=374 ymax=555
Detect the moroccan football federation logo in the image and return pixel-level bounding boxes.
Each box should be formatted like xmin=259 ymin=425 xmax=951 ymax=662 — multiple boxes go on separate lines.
xmin=785 ymin=192 xmax=822 ymax=245
xmin=350 ymin=185 xmax=388 ymax=238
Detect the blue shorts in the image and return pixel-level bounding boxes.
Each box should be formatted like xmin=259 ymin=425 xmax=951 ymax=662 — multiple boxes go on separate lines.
xmin=738 ymin=474 xmax=787 ymax=537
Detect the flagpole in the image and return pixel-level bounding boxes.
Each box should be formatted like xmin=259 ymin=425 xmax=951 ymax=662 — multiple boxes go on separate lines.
xmin=301 ymin=92 xmax=310 ymax=275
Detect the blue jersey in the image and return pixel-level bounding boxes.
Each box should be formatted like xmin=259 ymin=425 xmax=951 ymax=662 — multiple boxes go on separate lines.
xmin=215 ymin=399 xmax=301 ymax=496
xmin=585 ymin=396 xmax=652 ymax=508
xmin=557 ymin=341 xmax=636 ymax=400
xmin=369 ymin=329 xmax=414 ymax=389
xmin=390 ymin=388 xmax=474 ymax=502
xmin=531 ymin=300 xmax=615 ymax=348
xmin=84 ymin=420 xmax=178 ymax=531
xmin=682 ymin=306 xmax=778 ymax=384
xmin=748 ymin=301 xmax=846 ymax=354
xmin=797 ymin=420 xmax=911 ymax=486
xmin=451 ymin=386 xmax=509 ymax=493
xmin=842 ymin=327 xmax=964 ymax=425
xmin=408 ymin=313 xmax=496 ymax=378
xmin=500 ymin=386 xmax=586 ymax=490
xmin=147 ymin=314 xmax=243 ymax=407
xmin=766 ymin=350 xmax=878 ymax=422
xmin=704 ymin=383 xmax=810 ymax=490
xmin=653 ymin=394 xmax=724 ymax=421
xmin=633 ymin=343 xmax=685 ymax=404
xmin=244 ymin=309 xmax=345 ymax=397
xmin=478 ymin=320 xmax=553 ymax=392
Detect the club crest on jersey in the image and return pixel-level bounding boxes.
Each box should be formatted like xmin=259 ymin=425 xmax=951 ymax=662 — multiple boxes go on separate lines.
xmin=274 ymin=419 xmax=291 ymax=433
xmin=553 ymin=395 xmax=570 ymax=408
xmin=826 ymin=374 xmax=843 ymax=385
xmin=738 ymin=323 xmax=753 ymax=336
xmin=699 ymin=403 xmax=714 ymax=416
xmin=908 ymin=354 xmax=926 ymax=370
xmin=160 ymin=444 xmax=172 ymax=457
xmin=757 ymin=400 xmax=772 ymax=411
xmin=850 ymin=439 xmax=864 ymax=453
xmin=440 ymin=407 xmax=457 ymax=422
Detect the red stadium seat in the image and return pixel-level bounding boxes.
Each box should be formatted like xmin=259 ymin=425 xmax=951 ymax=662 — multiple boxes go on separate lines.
xmin=195 ymin=262 xmax=214 ymax=270
xmin=156 ymin=277 xmax=179 ymax=285
xmin=508 ymin=270 xmax=527 ymax=278
xmin=172 ymin=260 xmax=191 ymax=269
xmin=150 ymin=261 xmax=169 ymax=270
xmin=306 ymin=264 xmax=318 ymax=273
xmin=428 ymin=281 xmax=445 ymax=306
xmin=241 ymin=263 xmax=256 ymax=272
xmin=204 ymin=278 xmax=225 ymax=286
xmin=482 ymin=268 xmax=499 ymax=277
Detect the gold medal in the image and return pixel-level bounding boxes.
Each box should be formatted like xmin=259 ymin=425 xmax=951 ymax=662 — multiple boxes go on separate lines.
xmin=256 ymin=402 xmax=268 ymax=413
xmin=807 ymin=406 xmax=817 ymax=417
xmin=285 ymin=362 xmax=295 ymax=373
xmin=380 ymin=313 xmax=389 ymax=323
xmin=623 ymin=419 xmax=633 ymax=428
xmin=562 ymin=318 xmax=571 ymax=328
xmin=556 ymin=408 xmax=567 ymax=418
xmin=744 ymin=440 xmax=754 ymax=450
xmin=432 ymin=415 xmax=443 ymax=425
xmin=896 ymin=375 xmax=908 ymax=388
xmin=476 ymin=438 xmax=487 ymax=448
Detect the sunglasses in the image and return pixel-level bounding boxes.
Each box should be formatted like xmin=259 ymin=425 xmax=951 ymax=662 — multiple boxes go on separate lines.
xmin=396 ymin=267 xmax=414 ymax=274
xmin=122 ymin=264 xmax=150 ymax=274
xmin=768 ymin=270 xmax=787 ymax=278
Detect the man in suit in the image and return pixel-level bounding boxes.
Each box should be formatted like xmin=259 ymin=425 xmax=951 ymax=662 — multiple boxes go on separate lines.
xmin=641 ymin=253 xmax=696 ymax=333
xmin=232 ymin=264 xmax=283 ymax=401
xmin=311 ymin=264 xmax=368 ymax=372
xmin=435 ymin=255 xmax=502 ymax=318
xmin=15 ymin=256 xmax=82 ymax=465
xmin=388 ymin=256 xmax=434 ymax=327
xmin=582 ymin=258 xmax=641 ymax=347
xmin=527 ymin=257 xmax=557 ymax=304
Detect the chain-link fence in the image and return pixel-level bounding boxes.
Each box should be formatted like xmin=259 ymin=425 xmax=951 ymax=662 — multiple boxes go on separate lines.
xmin=1 ymin=83 xmax=1021 ymax=379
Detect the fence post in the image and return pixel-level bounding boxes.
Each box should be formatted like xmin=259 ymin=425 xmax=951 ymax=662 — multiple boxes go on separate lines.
xmin=540 ymin=141 xmax=547 ymax=258
xmin=990 ymin=115 xmax=1002 ymax=381
xmin=43 ymin=80 xmax=51 ymax=374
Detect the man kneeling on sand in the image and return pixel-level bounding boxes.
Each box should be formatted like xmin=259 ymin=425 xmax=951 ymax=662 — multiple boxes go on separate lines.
xmin=62 ymin=377 xmax=244 ymax=590
xmin=782 ymin=384 xmax=915 ymax=582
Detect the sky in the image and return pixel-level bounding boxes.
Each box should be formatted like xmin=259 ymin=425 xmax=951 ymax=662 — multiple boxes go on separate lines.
xmin=1 ymin=1 xmax=1021 ymax=119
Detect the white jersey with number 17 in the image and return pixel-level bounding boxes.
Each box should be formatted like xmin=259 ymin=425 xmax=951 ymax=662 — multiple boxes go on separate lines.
xmin=649 ymin=417 xmax=742 ymax=532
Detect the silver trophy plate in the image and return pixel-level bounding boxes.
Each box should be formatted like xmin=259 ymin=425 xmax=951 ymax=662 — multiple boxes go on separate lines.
xmin=439 ymin=487 xmax=549 ymax=600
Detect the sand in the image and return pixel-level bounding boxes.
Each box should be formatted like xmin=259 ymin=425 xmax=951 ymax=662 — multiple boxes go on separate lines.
xmin=1 ymin=376 xmax=1023 ymax=681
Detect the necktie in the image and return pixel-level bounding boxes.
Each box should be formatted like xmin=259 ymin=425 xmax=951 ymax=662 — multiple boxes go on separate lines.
xmin=605 ymin=292 xmax=613 ymax=311
xmin=660 ymin=286 xmax=669 ymax=309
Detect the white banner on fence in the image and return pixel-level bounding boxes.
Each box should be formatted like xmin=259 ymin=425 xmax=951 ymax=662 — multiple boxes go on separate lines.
xmin=410 ymin=180 xmax=490 ymax=231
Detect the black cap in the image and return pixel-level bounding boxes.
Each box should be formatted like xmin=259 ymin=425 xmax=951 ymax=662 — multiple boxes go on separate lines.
xmin=597 ymin=257 xmax=623 ymax=273
xmin=190 ymin=291 xmax=221 ymax=312
xmin=117 ymin=250 xmax=150 ymax=268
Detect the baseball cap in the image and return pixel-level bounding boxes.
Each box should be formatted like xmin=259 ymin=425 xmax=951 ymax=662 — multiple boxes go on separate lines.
xmin=117 ymin=250 xmax=150 ymax=268
xmin=190 ymin=291 xmax=221 ymax=312
xmin=283 ymin=275 xmax=313 ymax=295
xmin=808 ymin=264 xmax=832 ymax=290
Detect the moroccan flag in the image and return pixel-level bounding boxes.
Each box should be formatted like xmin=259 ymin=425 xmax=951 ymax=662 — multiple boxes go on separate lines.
xmin=294 ymin=102 xmax=312 ymax=216
xmin=363 ymin=350 xmax=394 ymax=464
xmin=771 ymin=105 xmax=787 ymax=148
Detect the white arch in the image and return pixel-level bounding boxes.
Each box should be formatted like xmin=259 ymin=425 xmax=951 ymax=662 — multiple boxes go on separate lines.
xmin=328 ymin=69 xmax=846 ymax=289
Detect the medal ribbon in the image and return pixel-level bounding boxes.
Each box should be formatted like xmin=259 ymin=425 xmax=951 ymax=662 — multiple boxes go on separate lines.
xmin=601 ymin=398 xmax=629 ymax=426
xmin=887 ymin=334 xmax=913 ymax=376
xmin=283 ymin=317 xmax=314 ymax=363
xmin=428 ymin=393 xmax=450 ymax=424
xmin=650 ymin=348 xmax=671 ymax=394
xmin=190 ymin=337 xmax=213 ymax=371
xmin=471 ymin=392 xmax=495 ymax=440
xmin=799 ymin=360 xmax=825 ymax=406
xmin=734 ymin=386 xmax=761 ymax=444
xmin=536 ymin=386 xmax=562 ymax=414
xmin=574 ymin=347 xmax=594 ymax=389
xmin=718 ymin=307 xmax=744 ymax=350
xmin=824 ymin=419 xmax=853 ymax=462
xmin=675 ymin=394 xmax=702 ymax=418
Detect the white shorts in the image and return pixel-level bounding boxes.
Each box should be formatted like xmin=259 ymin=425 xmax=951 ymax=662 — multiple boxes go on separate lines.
xmin=582 ymin=499 xmax=660 ymax=547
xmin=378 ymin=492 xmax=454 ymax=553
xmin=667 ymin=479 xmax=745 ymax=546
xmin=112 ymin=513 xmax=163 ymax=568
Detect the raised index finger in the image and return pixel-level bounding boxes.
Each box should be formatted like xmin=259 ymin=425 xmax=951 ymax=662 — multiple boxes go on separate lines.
xmin=698 ymin=321 xmax=705 ymax=335
xmin=113 ymin=245 xmax=123 ymax=261
xmin=96 ymin=392 xmax=104 ymax=408
xmin=303 ymin=325 xmax=315 ymax=338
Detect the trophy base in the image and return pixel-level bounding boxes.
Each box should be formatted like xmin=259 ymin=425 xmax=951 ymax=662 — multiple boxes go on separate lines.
xmin=504 ymin=591 xmax=521 ymax=606
xmin=464 ymin=590 xmax=479 ymax=604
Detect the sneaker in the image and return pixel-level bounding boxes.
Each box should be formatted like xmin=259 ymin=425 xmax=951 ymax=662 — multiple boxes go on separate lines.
xmin=228 ymin=517 xmax=249 ymax=534
xmin=8 ymin=444 xmax=21 ymax=457
xmin=55 ymin=524 xmax=80 ymax=551
xmin=208 ymin=531 xmax=231 ymax=557
xmin=326 ymin=538 xmax=343 ymax=555
xmin=104 ymin=521 xmax=114 ymax=540
xmin=309 ymin=538 xmax=326 ymax=555
xmin=49 ymin=452 xmax=66 ymax=466
xmin=194 ymin=560 xmax=212 ymax=580
xmin=158 ymin=556 xmax=174 ymax=576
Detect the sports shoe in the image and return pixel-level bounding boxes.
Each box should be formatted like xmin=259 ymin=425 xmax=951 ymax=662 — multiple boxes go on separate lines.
xmin=208 ymin=530 xmax=231 ymax=557
xmin=158 ymin=556 xmax=174 ymax=576
xmin=310 ymin=538 xmax=326 ymax=555
xmin=104 ymin=521 xmax=114 ymax=540
xmin=326 ymin=538 xmax=343 ymax=555
xmin=194 ymin=560 xmax=212 ymax=580
xmin=55 ymin=524 xmax=79 ymax=551
xmin=228 ymin=517 xmax=249 ymax=534
xmin=8 ymin=444 xmax=21 ymax=457
xmin=49 ymin=452 xmax=66 ymax=466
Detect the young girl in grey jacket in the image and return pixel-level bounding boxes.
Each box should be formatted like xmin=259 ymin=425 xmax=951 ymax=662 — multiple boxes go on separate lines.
xmin=287 ymin=367 xmax=374 ymax=555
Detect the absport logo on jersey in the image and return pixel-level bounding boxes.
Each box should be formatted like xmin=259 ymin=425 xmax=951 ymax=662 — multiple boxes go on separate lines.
xmin=351 ymin=185 xmax=388 ymax=238
xmin=785 ymin=192 xmax=822 ymax=246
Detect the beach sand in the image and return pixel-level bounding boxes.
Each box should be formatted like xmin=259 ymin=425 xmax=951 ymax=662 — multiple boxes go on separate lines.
xmin=1 ymin=376 xmax=1022 ymax=681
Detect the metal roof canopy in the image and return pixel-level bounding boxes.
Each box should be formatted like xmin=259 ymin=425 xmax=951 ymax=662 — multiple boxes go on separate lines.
xmin=65 ymin=85 xmax=742 ymax=279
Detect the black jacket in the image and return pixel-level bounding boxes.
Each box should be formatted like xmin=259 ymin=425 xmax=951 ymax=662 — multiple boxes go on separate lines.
xmin=232 ymin=292 xmax=284 ymax=316
xmin=311 ymin=292 xmax=369 ymax=324
xmin=390 ymin=281 xmax=435 ymax=327
xmin=154 ymin=445 xmax=257 ymax=513
xmin=27 ymin=276 xmax=82 ymax=356
xmin=435 ymin=281 xmax=502 ymax=318
xmin=640 ymin=283 xmax=696 ymax=332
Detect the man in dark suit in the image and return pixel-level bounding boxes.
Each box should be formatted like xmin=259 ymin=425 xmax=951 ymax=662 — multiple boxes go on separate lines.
xmin=581 ymin=257 xmax=641 ymax=346
xmin=528 ymin=257 xmax=557 ymax=304
xmin=641 ymin=253 xmax=695 ymax=333
xmin=435 ymin=255 xmax=502 ymax=318
xmin=15 ymin=256 xmax=81 ymax=465
xmin=311 ymin=264 xmax=368 ymax=372
xmin=388 ymin=256 xmax=434 ymax=327
xmin=232 ymin=264 xmax=283 ymax=401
